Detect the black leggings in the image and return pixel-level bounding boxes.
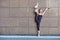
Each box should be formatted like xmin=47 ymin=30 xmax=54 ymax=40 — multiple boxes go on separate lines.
xmin=36 ymin=15 xmax=42 ymax=31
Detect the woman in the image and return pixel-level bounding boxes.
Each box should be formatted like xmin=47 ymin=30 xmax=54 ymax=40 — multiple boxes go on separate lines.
xmin=34 ymin=3 xmax=49 ymax=36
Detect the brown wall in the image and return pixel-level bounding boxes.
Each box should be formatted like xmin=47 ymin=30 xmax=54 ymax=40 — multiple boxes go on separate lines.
xmin=0 ymin=0 xmax=60 ymax=35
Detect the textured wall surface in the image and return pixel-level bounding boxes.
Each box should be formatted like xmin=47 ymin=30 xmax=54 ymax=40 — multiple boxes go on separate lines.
xmin=0 ymin=0 xmax=60 ymax=35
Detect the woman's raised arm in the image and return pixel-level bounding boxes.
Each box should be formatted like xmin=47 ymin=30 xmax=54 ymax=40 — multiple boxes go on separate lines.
xmin=43 ymin=8 xmax=49 ymax=15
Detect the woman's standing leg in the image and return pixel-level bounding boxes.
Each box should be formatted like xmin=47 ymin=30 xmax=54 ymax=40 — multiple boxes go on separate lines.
xmin=36 ymin=15 xmax=42 ymax=36
xmin=38 ymin=15 xmax=42 ymax=29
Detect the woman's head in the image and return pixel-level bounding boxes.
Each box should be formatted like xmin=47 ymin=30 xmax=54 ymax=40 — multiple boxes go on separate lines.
xmin=38 ymin=9 xmax=43 ymax=13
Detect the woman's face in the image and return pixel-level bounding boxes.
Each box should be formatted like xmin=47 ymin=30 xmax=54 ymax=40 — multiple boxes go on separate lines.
xmin=40 ymin=9 xmax=43 ymax=13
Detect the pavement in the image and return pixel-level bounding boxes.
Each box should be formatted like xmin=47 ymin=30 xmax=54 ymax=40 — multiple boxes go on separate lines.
xmin=0 ymin=35 xmax=60 ymax=40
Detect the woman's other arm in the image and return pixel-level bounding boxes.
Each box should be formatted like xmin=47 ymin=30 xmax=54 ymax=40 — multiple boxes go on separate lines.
xmin=42 ymin=8 xmax=49 ymax=15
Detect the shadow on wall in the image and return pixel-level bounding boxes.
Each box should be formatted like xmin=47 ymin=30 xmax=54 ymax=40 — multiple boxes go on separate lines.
xmin=0 ymin=0 xmax=9 ymax=7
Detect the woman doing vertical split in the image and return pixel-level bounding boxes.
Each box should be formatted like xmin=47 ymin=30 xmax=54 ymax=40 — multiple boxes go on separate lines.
xmin=34 ymin=3 xmax=50 ymax=36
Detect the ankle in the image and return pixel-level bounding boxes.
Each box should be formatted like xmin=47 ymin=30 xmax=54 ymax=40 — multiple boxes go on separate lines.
xmin=38 ymin=30 xmax=40 ymax=33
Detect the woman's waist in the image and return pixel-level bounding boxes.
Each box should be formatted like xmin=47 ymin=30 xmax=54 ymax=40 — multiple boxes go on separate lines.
xmin=37 ymin=13 xmax=44 ymax=15
xmin=37 ymin=14 xmax=42 ymax=16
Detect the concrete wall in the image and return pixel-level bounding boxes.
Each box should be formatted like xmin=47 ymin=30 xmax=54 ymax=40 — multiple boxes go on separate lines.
xmin=0 ymin=0 xmax=60 ymax=35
